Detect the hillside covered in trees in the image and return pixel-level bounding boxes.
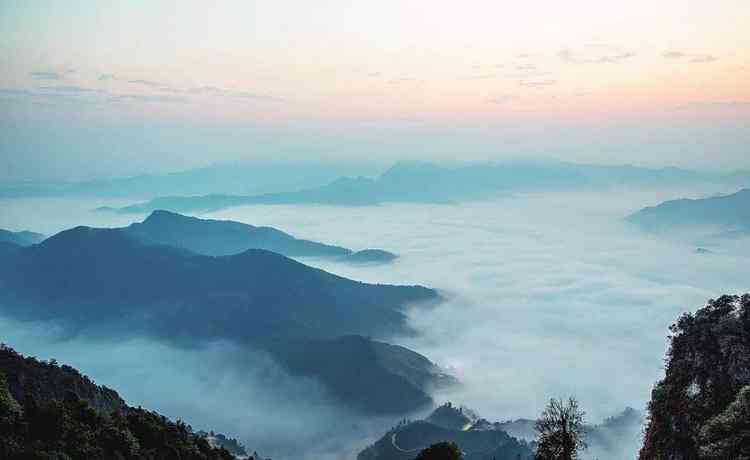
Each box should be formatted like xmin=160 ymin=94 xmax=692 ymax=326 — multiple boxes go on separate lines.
xmin=357 ymin=402 xmax=534 ymax=460
xmin=0 ymin=344 xmax=256 ymax=460
xmin=640 ymin=294 xmax=750 ymax=459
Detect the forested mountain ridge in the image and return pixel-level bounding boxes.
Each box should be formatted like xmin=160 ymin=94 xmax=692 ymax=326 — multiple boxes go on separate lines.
xmin=639 ymin=294 xmax=750 ymax=459
xmin=0 ymin=225 xmax=445 ymax=414
xmin=0 ymin=344 xmax=251 ymax=460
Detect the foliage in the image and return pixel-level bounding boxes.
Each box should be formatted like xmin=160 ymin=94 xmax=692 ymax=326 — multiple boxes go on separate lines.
xmin=0 ymin=344 xmax=243 ymax=460
xmin=698 ymin=385 xmax=750 ymax=459
xmin=0 ymin=370 xmax=21 ymax=416
xmin=414 ymin=442 xmax=463 ymax=460
xmin=534 ymin=397 xmax=587 ymax=460
xmin=639 ymin=294 xmax=750 ymax=459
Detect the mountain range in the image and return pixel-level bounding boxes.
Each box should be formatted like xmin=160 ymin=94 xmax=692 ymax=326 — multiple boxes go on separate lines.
xmin=0 ymin=160 xmax=370 ymax=199
xmin=0 ymin=228 xmax=45 ymax=246
xmin=107 ymin=161 xmax=750 ymax=214
xmin=0 ymin=224 xmax=445 ymax=413
xmin=122 ymin=209 xmax=397 ymax=263
xmin=627 ymin=188 xmax=750 ymax=232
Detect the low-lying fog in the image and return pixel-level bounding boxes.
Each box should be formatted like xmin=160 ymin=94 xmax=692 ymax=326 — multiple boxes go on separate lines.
xmin=2 ymin=187 xmax=748 ymax=459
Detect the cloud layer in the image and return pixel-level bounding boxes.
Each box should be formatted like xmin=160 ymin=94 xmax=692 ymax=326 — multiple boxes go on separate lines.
xmin=205 ymin=187 xmax=749 ymax=427
xmin=2 ymin=188 xmax=749 ymax=459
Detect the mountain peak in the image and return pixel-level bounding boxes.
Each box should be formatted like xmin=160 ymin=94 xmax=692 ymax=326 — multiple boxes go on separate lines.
xmin=143 ymin=209 xmax=197 ymax=223
xmin=39 ymin=226 xmax=139 ymax=251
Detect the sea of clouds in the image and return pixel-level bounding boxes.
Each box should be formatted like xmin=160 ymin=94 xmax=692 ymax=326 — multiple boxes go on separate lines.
xmin=1 ymin=187 xmax=748 ymax=459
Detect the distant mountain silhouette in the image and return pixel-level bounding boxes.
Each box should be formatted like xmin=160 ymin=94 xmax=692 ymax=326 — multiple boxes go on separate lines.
xmin=0 ymin=225 xmax=443 ymax=413
xmin=120 ymin=210 xmax=399 ymax=263
xmin=343 ymin=249 xmax=399 ymax=264
xmin=109 ymin=161 xmax=750 ymax=214
xmin=0 ymin=228 xmax=45 ymax=246
xmin=0 ymin=160 xmax=368 ymax=198
xmin=0 ymin=344 xmax=248 ymax=459
xmin=360 ymin=403 xmax=643 ymax=460
xmin=125 ymin=209 xmax=352 ymax=257
xmin=113 ymin=176 xmax=381 ymax=213
xmin=357 ymin=403 xmax=533 ymax=460
xmin=627 ymin=188 xmax=750 ymax=231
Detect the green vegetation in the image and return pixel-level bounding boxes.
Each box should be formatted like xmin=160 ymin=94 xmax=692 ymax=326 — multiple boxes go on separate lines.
xmin=0 ymin=345 xmax=251 ymax=460
xmin=357 ymin=402 xmax=533 ymax=460
xmin=699 ymin=385 xmax=750 ymax=458
xmin=639 ymin=294 xmax=750 ymax=459
xmin=414 ymin=442 xmax=463 ymax=460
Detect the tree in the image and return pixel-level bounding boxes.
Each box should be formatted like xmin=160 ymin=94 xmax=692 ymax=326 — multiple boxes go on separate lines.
xmin=699 ymin=385 xmax=750 ymax=458
xmin=0 ymin=371 xmax=21 ymax=417
xmin=535 ymin=397 xmax=587 ymax=460
xmin=414 ymin=442 xmax=463 ymax=460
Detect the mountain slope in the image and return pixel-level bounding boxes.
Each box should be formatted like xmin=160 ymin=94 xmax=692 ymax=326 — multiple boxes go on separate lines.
xmin=0 ymin=225 xmax=443 ymax=413
xmin=357 ymin=403 xmax=533 ymax=460
xmin=627 ymin=188 xmax=750 ymax=231
xmin=0 ymin=225 xmax=434 ymax=340
xmin=271 ymin=336 xmax=457 ymax=414
xmin=640 ymin=294 xmax=750 ymax=459
xmin=0 ymin=228 xmax=45 ymax=246
xmin=343 ymin=249 xmax=399 ymax=264
xmin=0 ymin=344 xmax=246 ymax=460
xmin=125 ymin=209 xmax=352 ymax=257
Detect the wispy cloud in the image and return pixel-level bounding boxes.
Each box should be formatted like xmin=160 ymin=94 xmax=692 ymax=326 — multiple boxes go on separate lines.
xmin=689 ymin=55 xmax=717 ymax=63
xmin=128 ymin=79 xmax=163 ymax=87
xmin=0 ymin=88 xmax=34 ymax=97
xmin=233 ymin=91 xmax=282 ymax=102
xmin=516 ymin=63 xmax=538 ymax=71
xmin=519 ymin=79 xmax=556 ymax=87
xmin=187 ymin=85 xmax=282 ymax=101
xmin=488 ymin=95 xmax=518 ymax=105
xmin=661 ymin=51 xmax=718 ymax=63
xmin=109 ymin=93 xmax=188 ymax=104
xmin=680 ymin=100 xmax=750 ymax=110
xmin=188 ymin=86 xmax=226 ymax=95
xmin=560 ymin=48 xmax=635 ymax=64
xmin=662 ymin=51 xmax=685 ymax=59
xmin=38 ymin=85 xmax=100 ymax=93
xmin=30 ymin=71 xmax=62 ymax=80
xmin=466 ymin=73 xmax=500 ymax=80
xmin=387 ymin=77 xmax=418 ymax=85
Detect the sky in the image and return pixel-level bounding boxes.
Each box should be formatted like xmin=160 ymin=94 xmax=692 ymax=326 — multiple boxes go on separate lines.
xmin=1 ymin=1 xmax=749 ymax=180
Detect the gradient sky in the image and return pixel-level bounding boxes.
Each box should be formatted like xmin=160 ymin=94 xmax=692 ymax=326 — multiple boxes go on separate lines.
xmin=1 ymin=1 xmax=749 ymax=180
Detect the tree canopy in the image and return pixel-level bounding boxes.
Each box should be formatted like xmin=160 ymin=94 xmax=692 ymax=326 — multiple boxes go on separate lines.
xmin=535 ymin=397 xmax=587 ymax=460
xmin=414 ymin=441 xmax=463 ymax=460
